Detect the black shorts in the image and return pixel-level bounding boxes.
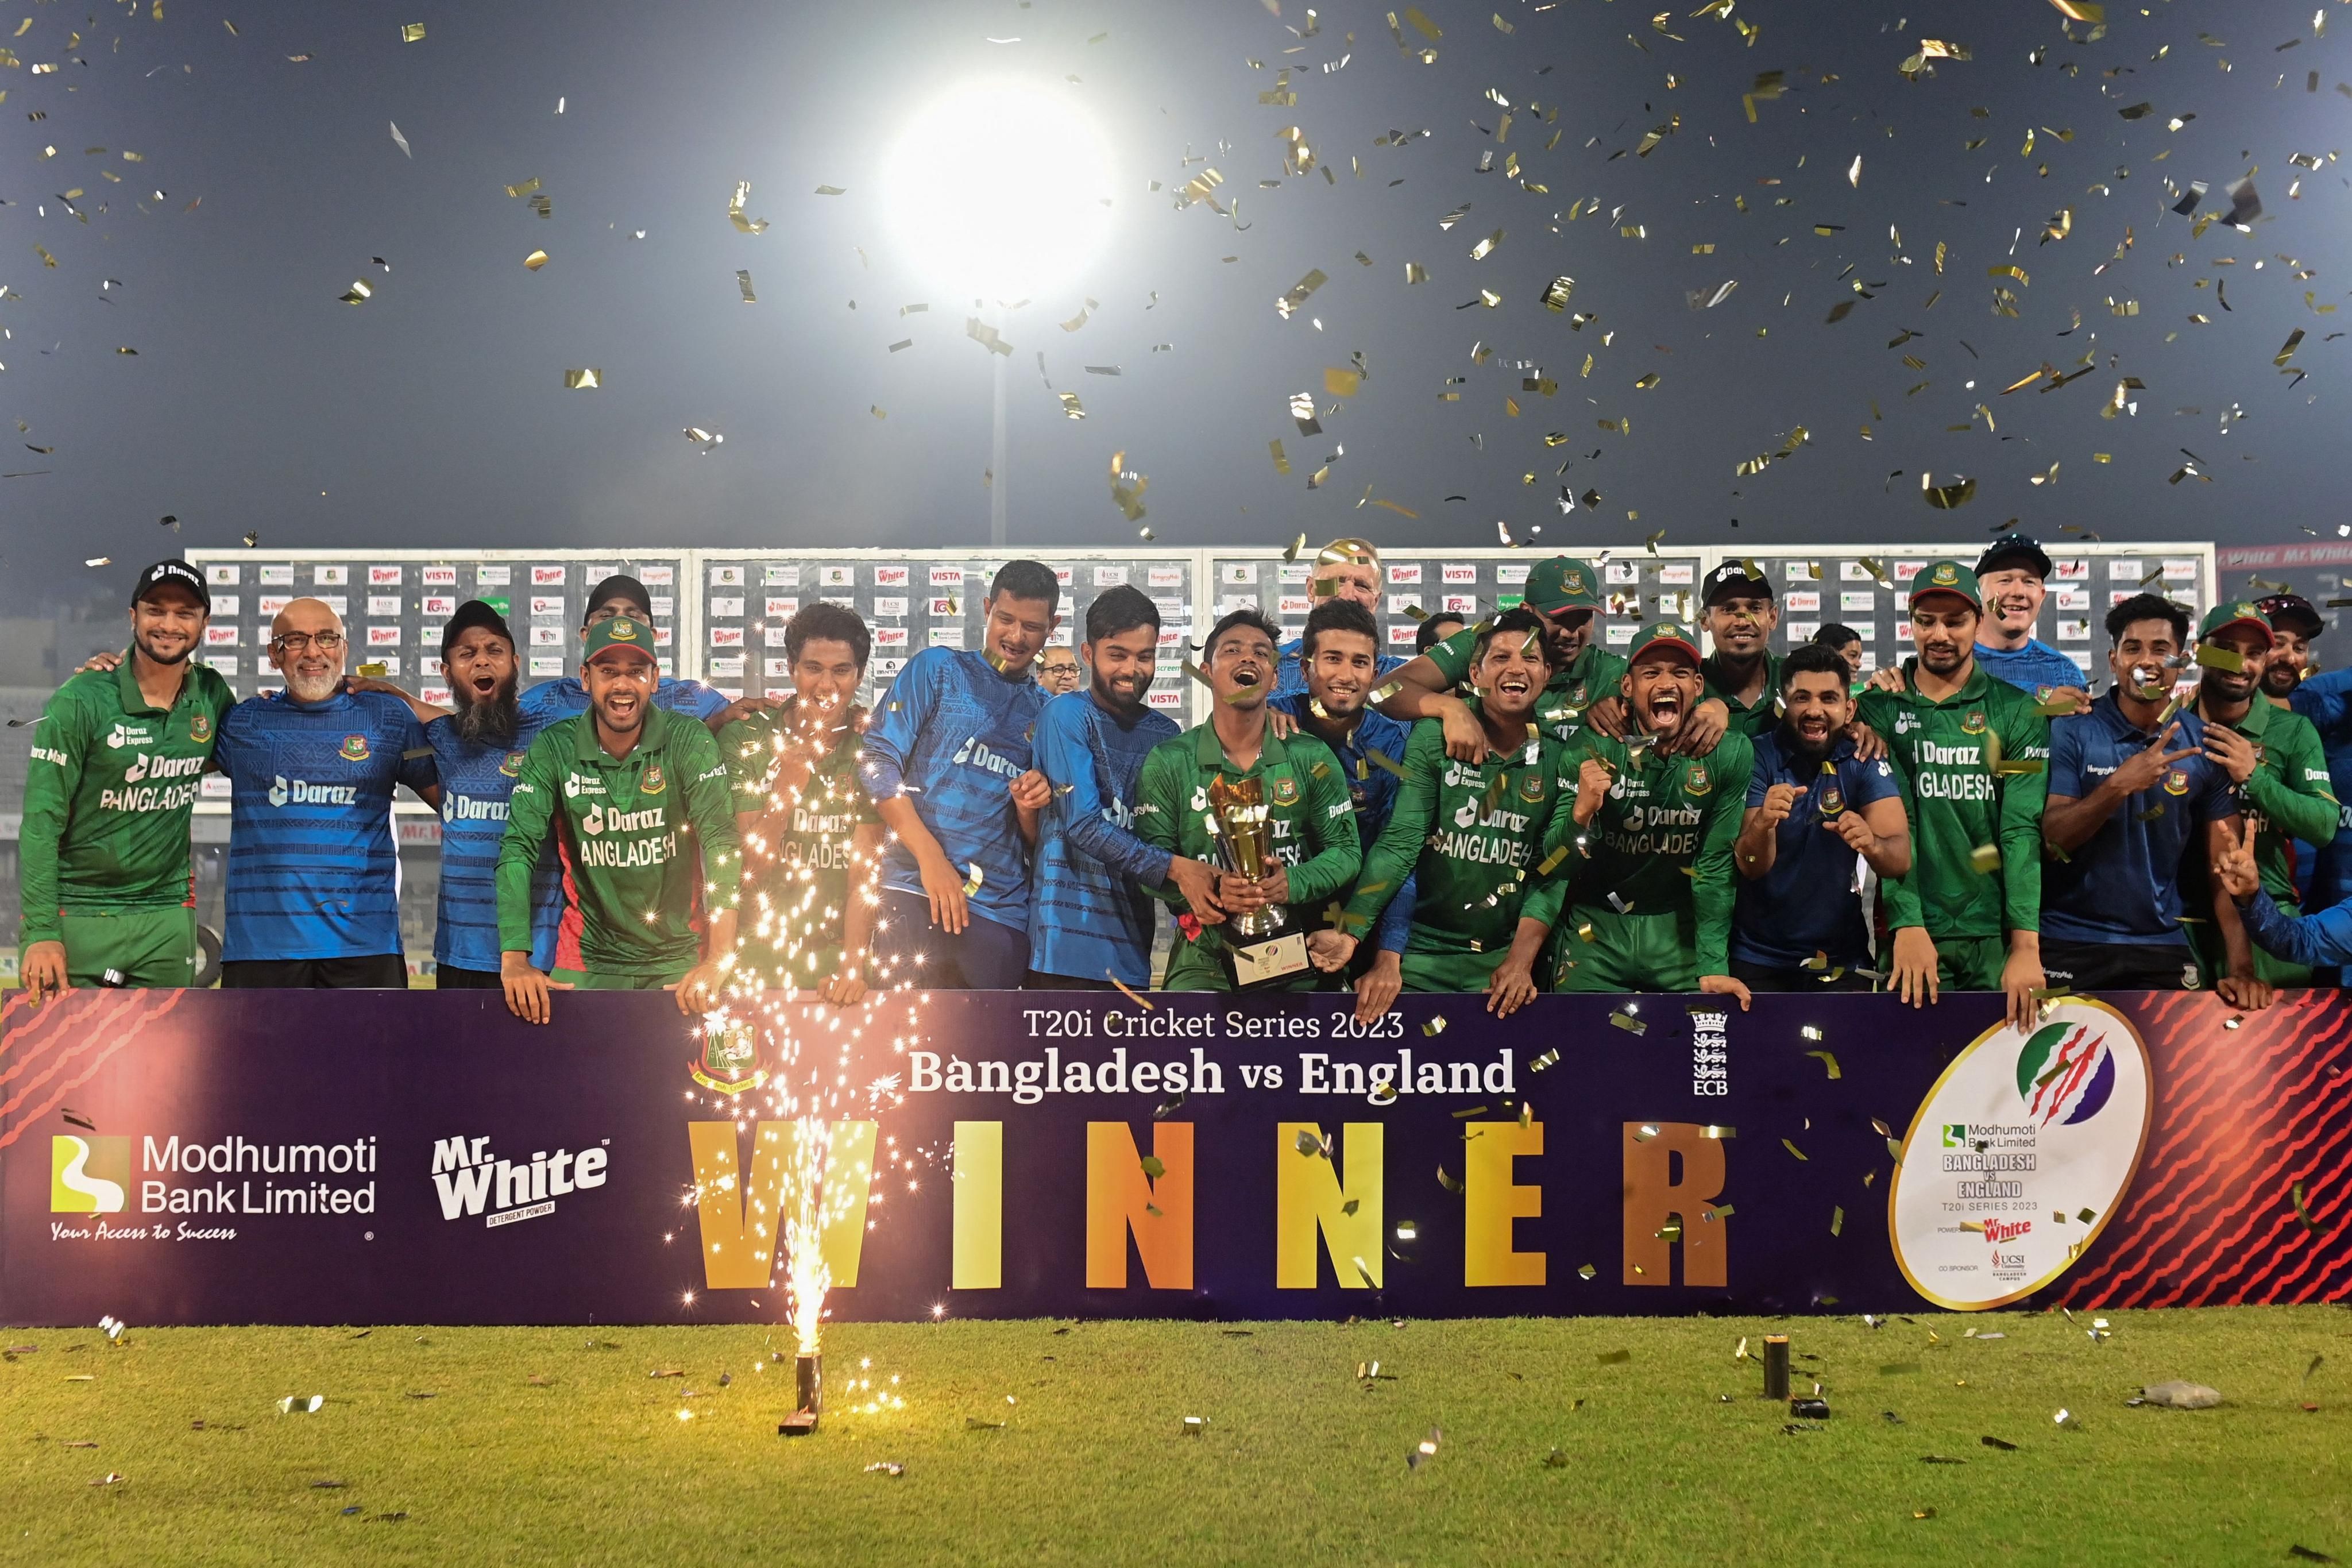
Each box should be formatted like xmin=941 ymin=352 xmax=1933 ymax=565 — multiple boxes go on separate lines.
xmin=219 ymin=953 xmax=410 ymax=989
xmin=434 ymin=964 xmax=505 ymax=991
xmin=1729 ymin=956 xmax=1877 ymax=993
xmin=2037 ymin=938 xmax=2202 ymax=992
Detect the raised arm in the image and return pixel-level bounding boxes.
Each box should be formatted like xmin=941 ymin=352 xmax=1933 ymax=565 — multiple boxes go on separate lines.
xmin=1341 ymin=721 xmax=1443 ymax=935
xmin=18 ymin=690 xmax=90 ymax=1001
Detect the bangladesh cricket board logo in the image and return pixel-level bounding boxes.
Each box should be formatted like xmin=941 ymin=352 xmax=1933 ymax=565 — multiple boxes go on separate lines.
xmin=1271 ymin=774 xmax=1299 ymax=806
xmin=1683 ymin=763 xmax=1710 ymax=798
xmin=190 ymin=712 xmax=212 ymax=743
xmin=641 ymin=764 xmax=666 ymax=795
xmin=52 ymin=1134 xmax=131 ymax=1213
xmin=340 ymin=733 xmax=371 ymax=762
xmin=500 ymin=750 xmax=526 ymax=778
xmin=2164 ymin=767 xmax=2191 ymax=796
xmin=1888 ymin=999 xmax=2152 ymax=1310
xmin=1819 ymin=786 xmax=1845 ymax=815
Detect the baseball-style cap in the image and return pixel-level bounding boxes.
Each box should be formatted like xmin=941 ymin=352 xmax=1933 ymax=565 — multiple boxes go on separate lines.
xmin=2257 ymin=592 xmax=2325 ymax=637
xmin=1522 ymin=557 xmax=1603 ymax=613
xmin=441 ymin=598 xmax=516 ymax=657
xmin=1700 ymin=559 xmax=1776 ymax=607
xmin=132 ymin=559 xmax=209 ymax=612
xmin=582 ymin=615 xmax=658 ymax=666
xmin=1975 ymin=532 xmax=2054 ymax=580
xmin=584 ymin=573 xmax=654 ymax=623
xmin=1909 ymin=559 xmax=1983 ymax=610
xmin=2199 ymin=600 xmax=2275 ymax=647
xmin=1625 ymin=621 xmax=1702 ymax=666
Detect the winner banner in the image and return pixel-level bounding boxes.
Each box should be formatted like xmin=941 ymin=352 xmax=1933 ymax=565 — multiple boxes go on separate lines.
xmin=2 ymin=989 xmax=2346 ymax=1325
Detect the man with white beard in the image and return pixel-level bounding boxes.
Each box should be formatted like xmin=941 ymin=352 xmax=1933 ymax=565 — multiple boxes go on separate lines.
xmin=211 ymin=597 xmax=439 ymax=987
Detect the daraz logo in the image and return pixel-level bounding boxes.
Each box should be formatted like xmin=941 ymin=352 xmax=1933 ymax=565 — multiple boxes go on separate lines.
xmin=52 ymin=1134 xmax=130 ymax=1213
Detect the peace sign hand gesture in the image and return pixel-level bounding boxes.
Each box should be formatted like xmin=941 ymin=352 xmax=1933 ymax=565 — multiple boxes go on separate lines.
xmin=2109 ymin=721 xmax=2202 ymax=797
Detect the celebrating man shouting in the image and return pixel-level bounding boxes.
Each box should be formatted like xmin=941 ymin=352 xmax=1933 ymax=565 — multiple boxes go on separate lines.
xmin=496 ymin=616 xmax=740 ymax=1022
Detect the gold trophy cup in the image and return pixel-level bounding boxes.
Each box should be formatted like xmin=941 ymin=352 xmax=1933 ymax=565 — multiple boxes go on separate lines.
xmin=1205 ymin=774 xmax=1310 ymax=986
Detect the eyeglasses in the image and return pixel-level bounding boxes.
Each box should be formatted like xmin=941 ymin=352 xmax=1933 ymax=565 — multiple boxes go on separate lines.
xmin=270 ymin=631 xmax=346 ymax=655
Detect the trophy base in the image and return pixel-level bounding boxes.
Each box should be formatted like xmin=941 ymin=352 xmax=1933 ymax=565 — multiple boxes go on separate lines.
xmin=1222 ymin=931 xmax=1311 ymax=990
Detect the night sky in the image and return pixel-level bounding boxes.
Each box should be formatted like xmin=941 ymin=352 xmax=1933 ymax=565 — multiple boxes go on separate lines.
xmin=2 ymin=0 xmax=2341 ymax=603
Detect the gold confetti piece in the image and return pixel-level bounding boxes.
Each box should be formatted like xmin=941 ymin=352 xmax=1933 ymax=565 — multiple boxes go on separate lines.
xmin=1922 ymin=473 xmax=1978 ymax=509
xmin=523 ymin=250 xmax=549 ymax=271
xmin=1782 ymin=1138 xmax=1809 ymax=1161
xmin=734 ymin=270 xmax=757 ymax=304
xmin=1324 ymin=366 xmax=1361 ymax=397
xmin=1805 ymin=1049 xmax=1842 ymax=1079
xmin=2194 ymin=644 xmax=2244 ymax=673
xmin=83 ymin=556 xmax=111 ymax=568
xmin=1530 ymin=1047 xmax=1561 ymax=1073
xmin=564 ymin=369 xmax=603 ymax=390
xmin=1576 ymin=1262 xmax=1598 ymax=1281
xmin=1436 ymin=1165 xmax=1464 ymax=1194
xmin=727 ymin=180 xmax=770 ymax=235
xmin=505 ymin=176 xmax=542 ymax=199
xmin=812 ymin=184 xmax=847 ymax=196
xmin=1276 ymin=268 xmax=1327 ymax=319
xmin=1609 ymin=1010 xmax=1647 ymax=1037
xmin=1969 ymin=844 xmax=2000 ymax=875
xmin=399 ymin=21 xmax=424 ymax=42
xmin=337 ymin=280 xmax=373 ymax=306
xmin=1422 ymin=1016 xmax=1448 ymax=1037
xmin=1831 ymin=1206 xmax=1845 ymax=1237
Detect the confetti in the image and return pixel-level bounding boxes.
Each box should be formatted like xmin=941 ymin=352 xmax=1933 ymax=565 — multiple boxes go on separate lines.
xmin=563 ymin=369 xmax=603 ymax=390
xmin=1608 ymin=1009 xmax=1648 ymax=1037
xmin=735 ymin=271 xmax=758 ymax=304
xmin=388 ymin=121 xmax=411 ymax=159
xmin=1805 ymin=1049 xmax=1842 ymax=1079
xmin=399 ymin=21 xmax=425 ymax=42
xmin=523 ymin=250 xmax=548 ymax=271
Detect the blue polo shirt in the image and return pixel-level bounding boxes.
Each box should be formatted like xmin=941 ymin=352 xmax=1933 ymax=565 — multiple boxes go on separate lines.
xmin=1269 ymin=693 xmax=1418 ymax=953
xmin=2041 ymin=693 xmax=2239 ymax=945
xmin=1029 ymin=692 xmax=1180 ymax=987
xmin=2291 ymin=669 xmax=2352 ymax=911
xmin=1974 ymin=639 xmax=2087 ymax=698
xmin=424 ymin=710 xmax=558 ymax=974
xmin=1272 ymin=638 xmax=1407 ymax=701
xmin=1730 ymin=729 xmax=1902 ymax=971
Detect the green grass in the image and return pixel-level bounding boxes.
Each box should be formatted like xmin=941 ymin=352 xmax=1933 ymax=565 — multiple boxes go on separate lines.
xmin=3 ymin=1309 xmax=2347 ymax=1566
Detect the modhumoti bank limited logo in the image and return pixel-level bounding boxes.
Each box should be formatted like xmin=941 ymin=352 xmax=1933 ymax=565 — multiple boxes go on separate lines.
xmin=52 ymin=1134 xmax=131 ymax=1213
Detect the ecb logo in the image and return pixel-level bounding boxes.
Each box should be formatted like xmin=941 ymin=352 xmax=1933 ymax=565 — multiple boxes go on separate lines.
xmin=52 ymin=1134 xmax=131 ymax=1214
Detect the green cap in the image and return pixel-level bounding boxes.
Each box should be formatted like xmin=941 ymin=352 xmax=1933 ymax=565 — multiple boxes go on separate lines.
xmin=2199 ymin=600 xmax=2274 ymax=647
xmin=582 ymin=614 xmax=658 ymax=666
xmin=1908 ymin=559 xmax=1982 ymax=610
xmin=1523 ymin=557 xmax=1603 ymax=613
xmin=1625 ymin=621 xmax=1702 ymax=666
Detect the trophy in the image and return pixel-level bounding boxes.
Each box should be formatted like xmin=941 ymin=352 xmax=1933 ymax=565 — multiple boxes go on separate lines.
xmin=1206 ymin=774 xmax=1311 ymax=987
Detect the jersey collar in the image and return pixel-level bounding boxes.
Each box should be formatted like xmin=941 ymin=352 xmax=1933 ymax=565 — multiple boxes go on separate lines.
xmin=1192 ymin=717 xmax=1290 ymax=774
xmin=573 ymin=701 xmax=673 ymax=768
xmin=114 ymin=649 xmax=180 ymax=716
xmin=1901 ymin=657 xmax=1991 ymax=706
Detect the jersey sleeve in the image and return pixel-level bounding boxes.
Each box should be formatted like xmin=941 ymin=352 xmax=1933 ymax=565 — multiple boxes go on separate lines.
xmin=2242 ymin=889 xmax=2352 ymax=970
xmin=1850 ymin=752 xmax=1902 ymax=809
xmin=395 ymin=706 xmax=437 ymax=795
xmin=1996 ymin=700 xmax=2051 ymax=934
xmin=1420 ymin=627 xmax=1478 ymax=689
xmin=1130 ymin=742 xmax=1190 ymax=908
xmin=677 ymin=724 xmax=741 ymax=912
xmin=18 ymin=685 xmax=91 ymax=944
xmin=719 ymin=717 xmax=773 ymax=811
xmin=2291 ymin=667 xmax=2352 ymax=741
xmin=1692 ymin=731 xmax=1751 ymax=974
xmin=1343 ymin=719 xmax=1442 ymax=935
xmin=1038 ymin=700 xmax=1175 ymax=889
xmin=859 ymin=647 xmax=937 ymax=802
xmin=2045 ymin=714 xmax=2088 ymax=800
xmin=1284 ymin=739 xmax=1363 ymax=910
xmin=496 ymin=731 xmax=565 ymax=955
xmin=2246 ymin=716 xmax=2339 ymax=847
xmin=1372 ymin=874 xmax=1417 ymax=953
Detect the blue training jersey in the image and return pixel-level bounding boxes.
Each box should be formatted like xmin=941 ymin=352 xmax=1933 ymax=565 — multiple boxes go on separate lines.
xmin=214 ymin=689 xmax=435 ymax=963
xmin=2040 ymin=694 xmax=2238 ymax=945
xmin=1730 ymin=729 xmax=1901 ymax=971
xmin=1029 ymin=692 xmax=1180 ymax=986
xmin=1972 ymin=639 xmax=2087 ymax=698
xmin=2290 ymin=669 xmax=2352 ymax=910
xmin=512 ymin=675 xmax=728 ymax=963
xmin=862 ymin=646 xmax=1048 ymax=934
xmin=1272 ymin=638 xmax=1407 ymax=701
xmin=424 ymin=710 xmax=558 ymax=974
xmin=1268 ymin=693 xmax=1418 ymax=953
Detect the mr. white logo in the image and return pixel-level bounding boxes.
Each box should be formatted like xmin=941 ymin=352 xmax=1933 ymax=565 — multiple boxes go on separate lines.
xmin=430 ymin=1134 xmax=608 ymax=1229
xmin=268 ymin=775 xmax=358 ymax=808
xmin=443 ymin=793 xmax=509 ymax=823
xmin=105 ymin=723 xmax=153 ymax=750
xmin=949 ymin=736 xmax=1025 ymax=780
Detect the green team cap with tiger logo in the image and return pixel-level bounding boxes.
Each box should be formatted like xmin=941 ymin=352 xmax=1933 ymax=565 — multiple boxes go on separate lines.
xmin=2197 ymin=600 xmax=2274 ymax=648
xmin=1908 ymin=559 xmax=1983 ymax=611
xmin=1625 ymin=621 xmax=1702 ymax=666
xmin=1522 ymin=557 xmax=1604 ymax=613
xmin=582 ymin=615 xmax=658 ymax=666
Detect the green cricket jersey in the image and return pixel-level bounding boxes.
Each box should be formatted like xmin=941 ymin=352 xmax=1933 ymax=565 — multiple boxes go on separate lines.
xmin=1131 ymin=722 xmax=1362 ymax=991
xmin=1343 ymin=707 xmax=1571 ymax=988
xmin=1555 ymin=725 xmax=1753 ymax=975
xmin=2180 ymin=695 xmax=2336 ymax=907
xmin=720 ymin=700 xmax=876 ymax=987
xmin=1700 ymin=652 xmax=1784 ymax=741
xmin=20 ymin=654 xmax=235 ymax=944
xmin=1857 ymin=661 xmax=2049 ymax=940
xmin=1418 ymin=629 xmax=1628 ymax=741
xmin=496 ymin=705 xmax=741 ymax=979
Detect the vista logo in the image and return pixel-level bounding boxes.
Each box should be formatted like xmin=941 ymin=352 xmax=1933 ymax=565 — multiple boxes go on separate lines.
xmin=430 ymin=1134 xmax=608 ymax=1229
xmin=52 ymin=1134 xmax=130 ymax=1213
xmin=268 ymin=775 xmax=360 ymax=808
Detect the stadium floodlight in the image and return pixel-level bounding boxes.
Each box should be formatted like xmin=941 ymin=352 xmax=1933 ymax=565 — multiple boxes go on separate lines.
xmin=883 ymin=81 xmax=1117 ymax=544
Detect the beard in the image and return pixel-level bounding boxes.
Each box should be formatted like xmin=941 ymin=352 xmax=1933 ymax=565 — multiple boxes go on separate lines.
xmin=2262 ymin=663 xmax=2303 ymax=698
xmin=1782 ymin=721 xmax=1835 ymax=765
xmin=454 ymin=671 xmax=522 ymax=747
xmin=133 ymin=630 xmax=194 ymax=667
xmin=284 ymin=667 xmax=340 ymax=704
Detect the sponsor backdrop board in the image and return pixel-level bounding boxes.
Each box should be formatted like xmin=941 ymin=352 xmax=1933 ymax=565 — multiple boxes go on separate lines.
xmin=2217 ymin=542 xmax=2352 ymax=647
xmin=6 ymin=989 xmax=2343 ymax=1326
xmin=691 ymin=550 xmax=1200 ymax=717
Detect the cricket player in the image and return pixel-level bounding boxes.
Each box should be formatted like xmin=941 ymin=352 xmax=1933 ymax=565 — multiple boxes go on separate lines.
xmin=1696 ymin=561 xmax=1783 ymax=741
xmin=20 ymin=561 xmax=235 ymax=998
xmin=211 ymin=596 xmax=439 ymax=987
xmin=516 ymin=573 xmax=731 ymax=726
xmin=2285 ymin=597 xmax=2352 ymax=933
xmin=2039 ymin=594 xmax=2262 ymax=1005
xmin=722 ymin=603 xmax=883 ymax=1002
xmin=2215 ymin=816 xmax=2352 ymax=969
xmin=2176 ymin=603 xmax=2336 ymax=987
xmin=496 ymin=616 xmax=739 ymax=1021
xmin=1268 ymin=598 xmax=1418 ymax=1010
xmin=1333 ymin=607 xmax=1569 ymax=1016
xmin=1553 ymin=623 xmax=1754 ymax=1008
xmin=1028 ymin=585 xmax=1207 ymax=990
xmin=1132 ymin=608 xmax=1361 ymax=992
xmin=1731 ymin=644 xmax=1909 ymax=991
xmin=861 ymin=559 xmax=1057 ymax=990
xmin=1972 ymin=534 xmax=2092 ymax=709
xmin=1273 ymin=538 xmax=1405 ymax=698
xmin=1856 ymin=561 xmax=2048 ymax=1030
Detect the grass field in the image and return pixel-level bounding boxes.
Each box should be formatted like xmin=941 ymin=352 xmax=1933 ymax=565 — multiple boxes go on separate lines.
xmin=5 ymin=1308 xmax=2347 ymax=1567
